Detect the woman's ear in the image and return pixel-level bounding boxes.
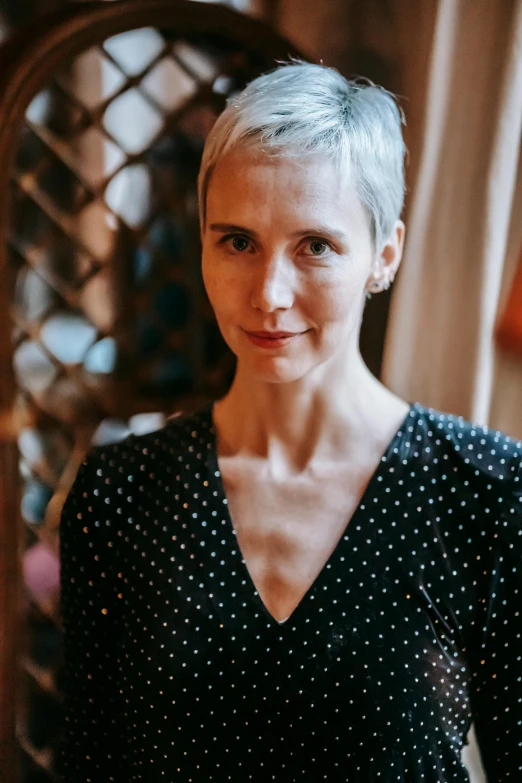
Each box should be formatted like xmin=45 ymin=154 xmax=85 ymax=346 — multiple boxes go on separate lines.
xmin=380 ymin=219 xmax=406 ymax=277
xmin=365 ymin=220 xmax=406 ymax=294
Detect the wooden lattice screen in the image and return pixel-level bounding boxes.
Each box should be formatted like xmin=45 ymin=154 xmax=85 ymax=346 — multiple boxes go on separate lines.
xmin=0 ymin=2 xmax=299 ymax=779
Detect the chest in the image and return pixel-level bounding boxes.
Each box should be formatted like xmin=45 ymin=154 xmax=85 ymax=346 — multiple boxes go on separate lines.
xmin=219 ymin=462 xmax=372 ymax=623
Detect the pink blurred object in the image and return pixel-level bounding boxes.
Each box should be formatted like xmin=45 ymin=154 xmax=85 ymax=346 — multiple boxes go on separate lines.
xmin=23 ymin=542 xmax=60 ymax=604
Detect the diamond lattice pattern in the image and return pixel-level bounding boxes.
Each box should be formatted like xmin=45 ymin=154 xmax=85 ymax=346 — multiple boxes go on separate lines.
xmin=9 ymin=22 xmax=274 ymax=779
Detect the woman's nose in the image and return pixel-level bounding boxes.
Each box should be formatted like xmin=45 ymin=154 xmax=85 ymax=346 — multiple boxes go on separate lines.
xmin=250 ymin=253 xmax=295 ymax=312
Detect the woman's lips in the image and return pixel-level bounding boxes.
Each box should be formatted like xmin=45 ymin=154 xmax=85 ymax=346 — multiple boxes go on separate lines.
xmin=244 ymin=331 xmax=307 ymax=348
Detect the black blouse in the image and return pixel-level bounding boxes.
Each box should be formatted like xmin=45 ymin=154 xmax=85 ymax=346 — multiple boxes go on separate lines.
xmin=57 ymin=400 xmax=522 ymax=783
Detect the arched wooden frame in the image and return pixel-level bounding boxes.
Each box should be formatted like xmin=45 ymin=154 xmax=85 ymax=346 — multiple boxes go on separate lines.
xmin=0 ymin=2 xmax=299 ymax=777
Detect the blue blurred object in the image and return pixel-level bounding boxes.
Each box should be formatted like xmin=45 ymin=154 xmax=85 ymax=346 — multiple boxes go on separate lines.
xmin=133 ymin=246 xmax=153 ymax=285
xmin=92 ymin=418 xmax=131 ymax=446
xmin=21 ymin=479 xmax=54 ymax=526
xmin=40 ymin=313 xmax=97 ymax=364
xmin=84 ymin=337 xmax=117 ymax=374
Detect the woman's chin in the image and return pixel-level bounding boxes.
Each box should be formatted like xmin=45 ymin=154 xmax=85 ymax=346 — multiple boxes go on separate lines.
xmin=237 ymin=354 xmax=315 ymax=384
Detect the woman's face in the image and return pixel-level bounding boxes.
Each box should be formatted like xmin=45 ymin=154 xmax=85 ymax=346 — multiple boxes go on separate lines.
xmin=201 ymin=147 xmax=400 ymax=384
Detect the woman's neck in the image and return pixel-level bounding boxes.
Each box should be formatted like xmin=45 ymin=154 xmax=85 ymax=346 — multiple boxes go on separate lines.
xmin=212 ymin=358 xmax=410 ymax=476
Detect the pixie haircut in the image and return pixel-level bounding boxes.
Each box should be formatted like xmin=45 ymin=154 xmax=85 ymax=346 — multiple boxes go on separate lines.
xmin=198 ymin=61 xmax=407 ymax=253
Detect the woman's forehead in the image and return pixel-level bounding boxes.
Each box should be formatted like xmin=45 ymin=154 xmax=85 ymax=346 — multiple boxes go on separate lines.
xmin=209 ymin=147 xmax=349 ymax=191
xmin=206 ymin=149 xmax=364 ymax=226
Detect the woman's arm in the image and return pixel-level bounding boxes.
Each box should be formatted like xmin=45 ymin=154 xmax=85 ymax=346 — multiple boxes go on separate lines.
xmin=468 ymin=456 xmax=522 ymax=781
xmin=56 ymin=449 xmax=125 ymax=782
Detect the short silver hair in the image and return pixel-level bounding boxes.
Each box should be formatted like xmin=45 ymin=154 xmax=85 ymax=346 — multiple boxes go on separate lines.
xmin=198 ymin=61 xmax=407 ymax=252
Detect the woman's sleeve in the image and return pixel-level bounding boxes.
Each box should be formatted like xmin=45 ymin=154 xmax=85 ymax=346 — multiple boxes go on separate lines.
xmin=56 ymin=449 xmax=125 ymax=782
xmin=468 ymin=456 xmax=522 ymax=781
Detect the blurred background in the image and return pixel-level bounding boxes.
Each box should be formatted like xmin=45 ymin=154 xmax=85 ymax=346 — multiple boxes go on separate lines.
xmin=0 ymin=0 xmax=521 ymax=781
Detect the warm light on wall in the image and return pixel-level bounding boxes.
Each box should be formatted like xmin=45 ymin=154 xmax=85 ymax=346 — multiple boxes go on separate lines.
xmin=496 ymin=248 xmax=522 ymax=359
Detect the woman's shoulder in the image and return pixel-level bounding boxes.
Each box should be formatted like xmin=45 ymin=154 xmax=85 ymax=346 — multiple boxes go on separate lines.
xmin=81 ymin=402 xmax=214 ymax=472
xmin=63 ymin=403 xmax=215 ymax=517
xmin=60 ymin=403 xmax=215 ymax=549
xmin=413 ymin=401 xmax=521 ymax=510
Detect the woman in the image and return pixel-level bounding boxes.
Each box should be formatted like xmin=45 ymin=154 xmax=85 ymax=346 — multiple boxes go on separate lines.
xmin=58 ymin=62 xmax=522 ymax=782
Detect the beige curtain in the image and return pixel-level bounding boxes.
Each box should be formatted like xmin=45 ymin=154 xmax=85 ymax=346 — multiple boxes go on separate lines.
xmin=383 ymin=5 xmax=522 ymax=775
xmin=383 ymin=0 xmax=522 ymax=440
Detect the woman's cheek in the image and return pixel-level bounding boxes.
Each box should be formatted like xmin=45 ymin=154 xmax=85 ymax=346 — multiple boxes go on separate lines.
xmin=307 ymin=284 xmax=350 ymax=321
xmin=202 ymin=257 xmax=229 ymax=309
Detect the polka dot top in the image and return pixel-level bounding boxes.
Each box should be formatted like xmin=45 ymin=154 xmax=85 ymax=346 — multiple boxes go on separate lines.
xmin=57 ymin=400 xmax=522 ymax=783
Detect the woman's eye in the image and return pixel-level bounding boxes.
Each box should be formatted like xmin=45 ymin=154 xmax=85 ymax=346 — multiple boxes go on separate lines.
xmin=217 ymin=234 xmax=252 ymax=253
xmin=231 ymin=236 xmax=250 ymax=252
xmin=307 ymin=239 xmax=330 ymax=256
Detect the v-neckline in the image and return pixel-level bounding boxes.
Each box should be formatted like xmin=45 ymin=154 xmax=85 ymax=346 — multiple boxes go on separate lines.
xmin=204 ymin=401 xmax=418 ymax=628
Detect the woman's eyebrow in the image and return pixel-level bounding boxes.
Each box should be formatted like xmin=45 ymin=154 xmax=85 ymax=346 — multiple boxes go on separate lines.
xmin=290 ymin=226 xmax=347 ymax=242
xmin=209 ymin=223 xmax=260 ymax=239
xmin=209 ymin=223 xmax=347 ymax=243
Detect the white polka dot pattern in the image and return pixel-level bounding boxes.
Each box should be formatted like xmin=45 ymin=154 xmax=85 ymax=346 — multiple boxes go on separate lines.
xmin=57 ymin=401 xmax=522 ymax=782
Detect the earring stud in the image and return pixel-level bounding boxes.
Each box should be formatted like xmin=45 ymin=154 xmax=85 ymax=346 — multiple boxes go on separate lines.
xmin=368 ymin=273 xmax=394 ymax=294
